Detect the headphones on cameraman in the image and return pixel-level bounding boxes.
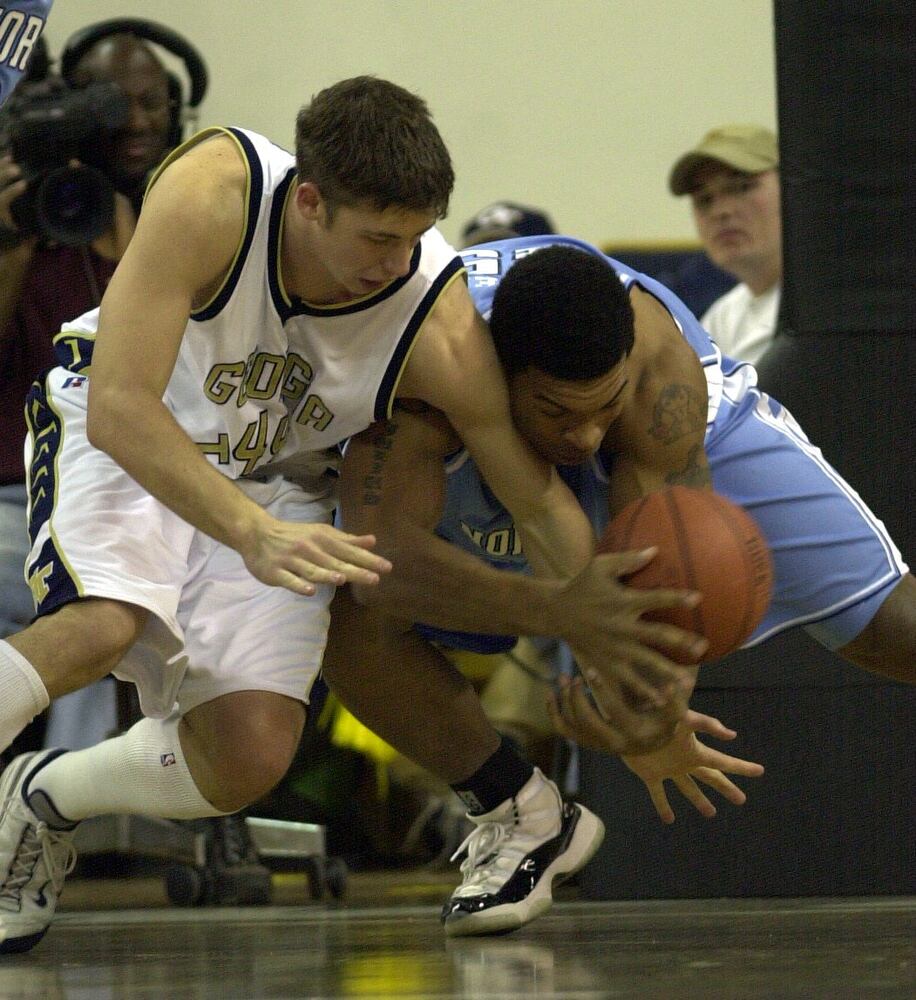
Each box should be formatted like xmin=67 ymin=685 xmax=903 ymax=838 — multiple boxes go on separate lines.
xmin=60 ymin=18 xmax=209 ymax=149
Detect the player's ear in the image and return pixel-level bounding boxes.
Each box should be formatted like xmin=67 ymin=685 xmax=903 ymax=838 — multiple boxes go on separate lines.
xmin=295 ymin=181 xmax=322 ymax=220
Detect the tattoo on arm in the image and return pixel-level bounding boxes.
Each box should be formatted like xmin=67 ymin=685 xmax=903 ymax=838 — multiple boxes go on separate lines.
xmin=648 ymin=384 xmax=706 ymax=444
xmin=665 ymin=444 xmax=711 ymax=488
xmin=361 ymin=420 xmax=398 ymax=507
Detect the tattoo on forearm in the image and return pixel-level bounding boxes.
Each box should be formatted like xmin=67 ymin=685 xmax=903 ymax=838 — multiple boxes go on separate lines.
xmin=665 ymin=444 xmax=711 ymax=488
xmin=361 ymin=420 xmax=398 ymax=507
xmin=648 ymin=384 xmax=706 ymax=443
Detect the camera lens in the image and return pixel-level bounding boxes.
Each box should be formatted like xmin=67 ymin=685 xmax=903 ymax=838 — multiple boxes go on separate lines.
xmin=33 ymin=165 xmax=115 ymax=246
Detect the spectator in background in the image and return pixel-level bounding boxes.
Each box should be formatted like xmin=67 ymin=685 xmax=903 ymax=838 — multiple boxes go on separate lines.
xmin=1 ymin=30 xmax=182 ymax=753
xmin=460 ymin=200 xmax=555 ymax=248
xmin=0 ymin=31 xmax=176 ymax=643
xmin=669 ymin=125 xmax=781 ymax=365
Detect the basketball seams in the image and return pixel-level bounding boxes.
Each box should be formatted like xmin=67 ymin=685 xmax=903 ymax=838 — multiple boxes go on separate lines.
xmin=665 ymin=488 xmax=707 ymax=638
xmin=705 ymin=493 xmax=759 ymax=651
xmin=597 ymin=485 xmax=773 ymax=662
xmin=597 ymin=494 xmax=646 ymax=554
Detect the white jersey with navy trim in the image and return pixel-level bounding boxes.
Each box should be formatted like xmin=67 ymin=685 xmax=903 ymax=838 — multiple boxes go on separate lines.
xmin=418 ymin=235 xmax=906 ymax=655
xmin=22 ymin=126 xmax=463 ymax=717
xmin=53 ymin=126 xmax=464 ymax=485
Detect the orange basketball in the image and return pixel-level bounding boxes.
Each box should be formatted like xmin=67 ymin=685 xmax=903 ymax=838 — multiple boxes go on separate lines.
xmin=597 ymin=486 xmax=773 ymax=662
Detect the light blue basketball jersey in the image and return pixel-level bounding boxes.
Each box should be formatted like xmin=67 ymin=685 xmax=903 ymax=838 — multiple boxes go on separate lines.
xmin=0 ymin=1 xmax=52 ymax=108
xmin=417 ymin=236 xmax=907 ymax=656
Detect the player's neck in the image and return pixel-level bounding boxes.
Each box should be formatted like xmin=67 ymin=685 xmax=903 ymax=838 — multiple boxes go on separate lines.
xmin=279 ymin=202 xmax=351 ymax=306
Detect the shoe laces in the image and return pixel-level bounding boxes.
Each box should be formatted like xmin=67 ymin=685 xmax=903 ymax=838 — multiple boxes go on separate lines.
xmin=448 ymin=786 xmax=564 ymax=896
xmin=0 ymin=802 xmax=77 ymax=904
xmin=449 ymin=819 xmax=517 ymax=895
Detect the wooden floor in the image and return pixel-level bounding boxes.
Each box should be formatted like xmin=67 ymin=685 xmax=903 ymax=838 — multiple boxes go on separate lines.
xmin=1 ymin=871 xmax=913 ymax=998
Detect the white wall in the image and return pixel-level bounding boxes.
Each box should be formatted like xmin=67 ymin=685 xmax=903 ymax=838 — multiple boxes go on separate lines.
xmin=45 ymin=0 xmax=776 ymax=246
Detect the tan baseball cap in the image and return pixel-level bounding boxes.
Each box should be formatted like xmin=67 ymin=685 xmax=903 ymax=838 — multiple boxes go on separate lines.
xmin=668 ymin=125 xmax=779 ymax=195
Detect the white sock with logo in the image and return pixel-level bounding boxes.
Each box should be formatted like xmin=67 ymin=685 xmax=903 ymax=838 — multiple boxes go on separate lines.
xmin=30 ymin=714 xmax=228 ymax=823
xmin=0 ymin=640 xmax=50 ymax=754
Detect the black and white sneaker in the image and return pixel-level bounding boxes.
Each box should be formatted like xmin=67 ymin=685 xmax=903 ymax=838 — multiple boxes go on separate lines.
xmin=441 ymin=767 xmax=604 ymax=937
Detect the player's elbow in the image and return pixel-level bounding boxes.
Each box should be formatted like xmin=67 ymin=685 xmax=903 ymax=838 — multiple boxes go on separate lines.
xmin=85 ymin=384 xmax=122 ymax=455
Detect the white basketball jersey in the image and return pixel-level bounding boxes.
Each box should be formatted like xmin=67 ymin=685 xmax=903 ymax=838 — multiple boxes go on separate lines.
xmin=54 ymin=126 xmax=464 ymax=483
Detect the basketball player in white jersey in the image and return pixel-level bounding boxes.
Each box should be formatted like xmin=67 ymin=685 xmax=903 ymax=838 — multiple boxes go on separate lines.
xmin=0 ymin=79 xmax=704 ymax=953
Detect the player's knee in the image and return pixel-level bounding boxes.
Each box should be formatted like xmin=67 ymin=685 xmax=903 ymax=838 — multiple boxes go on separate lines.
xmin=185 ymin=692 xmax=304 ymax=812
xmin=209 ymin=747 xmax=295 ymax=813
xmin=838 ymin=574 xmax=916 ymax=683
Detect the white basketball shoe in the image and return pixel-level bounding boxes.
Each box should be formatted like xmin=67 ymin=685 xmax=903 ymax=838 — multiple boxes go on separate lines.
xmin=0 ymin=750 xmax=78 ymax=954
xmin=441 ymin=767 xmax=604 ymax=937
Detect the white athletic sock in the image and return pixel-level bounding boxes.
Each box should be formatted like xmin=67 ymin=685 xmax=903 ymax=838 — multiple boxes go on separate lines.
xmin=29 ymin=714 xmax=228 ymax=823
xmin=0 ymin=640 xmax=50 ymax=753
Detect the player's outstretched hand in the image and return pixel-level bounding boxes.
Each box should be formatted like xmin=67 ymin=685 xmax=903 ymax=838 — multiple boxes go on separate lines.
xmin=548 ymin=671 xmax=687 ymax=757
xmin=242 ymin=517 xmax=392 ymax=596
xmin=621 ymin=707 xmax=764 ymax=823
xmin=548 ymin=677 xmax=764 ymax=822
xmin=558 ymin=548 xmax=708 ymax=703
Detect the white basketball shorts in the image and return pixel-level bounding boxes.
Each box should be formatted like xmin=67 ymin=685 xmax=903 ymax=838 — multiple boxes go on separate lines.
xmin=24 ymin=366 xmax=335 ymax=719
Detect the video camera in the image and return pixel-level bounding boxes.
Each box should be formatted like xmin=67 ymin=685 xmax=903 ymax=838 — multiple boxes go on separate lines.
xmin=1 ymin=77 xmax=128 ymax=246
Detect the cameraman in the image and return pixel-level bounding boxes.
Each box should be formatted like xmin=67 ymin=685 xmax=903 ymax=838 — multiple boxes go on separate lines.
xmin=0 ymin=30 xmax=175 ymax=641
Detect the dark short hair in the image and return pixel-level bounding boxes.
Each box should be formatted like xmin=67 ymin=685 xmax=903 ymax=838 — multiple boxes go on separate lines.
xmin=489 ymin=246 xmax=634 ymax=379
xmin=295 ymin=76 xmax=454 ymax=217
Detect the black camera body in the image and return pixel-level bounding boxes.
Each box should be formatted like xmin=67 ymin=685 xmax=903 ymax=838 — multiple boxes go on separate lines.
xmin=4 ymin=78 xmax=129 ymax=246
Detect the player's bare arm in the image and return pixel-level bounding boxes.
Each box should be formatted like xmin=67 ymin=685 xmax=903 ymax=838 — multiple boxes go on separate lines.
xmin=340 ymin=405 xmax=571 ymax=629
xmin=602 ymin=286 xmax=712 ymax=514
xmin=396 ymin=278 xmax=595 ymax=579
xmin=339 ymin=403 xmax=707 ymax=717
xmin=86 ymin=134 xmax=388 ymax=594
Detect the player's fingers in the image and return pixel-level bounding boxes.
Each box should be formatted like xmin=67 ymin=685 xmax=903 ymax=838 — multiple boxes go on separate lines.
xmin=547 ymin=695 xmax=623 ymax=753
xmin=292 ymin=539 xmax=392 ymax=584
xmin=582 ymin=662 xmax=657 ymax=711
xmin=630 ymin=585 xmax=703 ymax=614
xmin=563 ymin=679 xmax=630 ymax=752
xmin=276 ymin=568 xmax=317 ymax=597
xmin=683 ymin=709 xmax=737 ymax=741
xmin=311 ymin=533 xmax=393 ymax=572
xmin=641 ymin=780 xmax=675 ymax=824
xmin=673 ymin=775 xmax=717 ymax=817
xmin=591 ymin=687 xmax=678 ymax=754
xmin=337 ymin=532 xmax=384 ymax=553
xmin=594 ymin=550 xmax=700 ymax=611
xmin=583 ymin=657 xmax=678 ymax=709
xmin=692 ymin=768 xmax=747 ymax=806
xmin=630 ymin=620 xmax=709 ymax=663
xmin=565 ymin=678 xmax=615 ymax=732
xmin=698 ymin=749 xmax=765 ymax=777
xmin=617 ymin=641 xmax=701 ymax=692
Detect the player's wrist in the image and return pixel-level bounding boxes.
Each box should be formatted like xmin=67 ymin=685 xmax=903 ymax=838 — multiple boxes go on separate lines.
xmin=222 ymin=497 xmax=275 ymax=555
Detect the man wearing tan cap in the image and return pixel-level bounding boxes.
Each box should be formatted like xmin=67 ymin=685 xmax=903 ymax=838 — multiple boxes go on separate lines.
xmin=669 ymin=125 xmax=781 ymax=365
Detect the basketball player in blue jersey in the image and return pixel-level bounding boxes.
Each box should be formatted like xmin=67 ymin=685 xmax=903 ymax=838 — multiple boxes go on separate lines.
xmin=0 ymin=81 xmax=705 ymax=952
xmin=0 ymin=0 xmax=51 ymax=107
xmin=325 ymin=235 xmax=915 ymax=937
